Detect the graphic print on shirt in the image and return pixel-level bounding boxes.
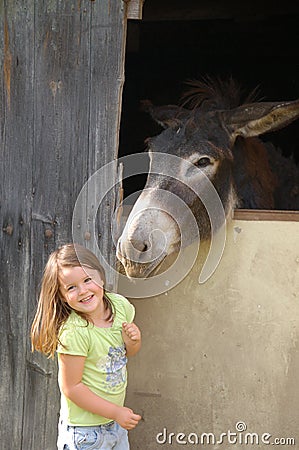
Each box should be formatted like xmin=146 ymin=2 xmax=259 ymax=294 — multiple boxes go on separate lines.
xmin=96 ymin=345 xmax=128 ymax=391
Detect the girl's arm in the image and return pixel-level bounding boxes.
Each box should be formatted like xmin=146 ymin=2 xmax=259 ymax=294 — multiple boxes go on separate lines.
xmin=122 ymin=322 xmax=142 ymax=357
xmin=58 ymin=354 xmax=141 ymax=430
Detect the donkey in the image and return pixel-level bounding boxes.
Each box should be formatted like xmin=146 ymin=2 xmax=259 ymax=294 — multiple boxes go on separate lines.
xmin=116 ymin=79 xmax=299 ymax=278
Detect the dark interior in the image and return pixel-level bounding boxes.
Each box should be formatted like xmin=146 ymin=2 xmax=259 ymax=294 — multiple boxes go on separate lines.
xmin=119 ymin=0 xmax=299 ymax=196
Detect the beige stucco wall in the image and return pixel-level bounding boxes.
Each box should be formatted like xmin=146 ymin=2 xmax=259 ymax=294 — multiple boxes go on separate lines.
xmin=124 ymin=217 xmax=299 ymax=449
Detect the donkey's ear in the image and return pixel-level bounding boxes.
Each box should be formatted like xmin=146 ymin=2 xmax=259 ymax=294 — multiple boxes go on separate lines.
xmin=221 ymin=99 xmax=299 ymax=142
xmin=140 ymin=100 xmax=190 ymax=129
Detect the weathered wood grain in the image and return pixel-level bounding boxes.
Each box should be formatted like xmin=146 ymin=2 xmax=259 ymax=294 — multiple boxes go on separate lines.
xmin=24 ymin=3 xmax=92 ymax=448
xmin=1 ymin=1 xmax=35 ymax=448
xmin=85 ymin=0 xmax=127 ymax=289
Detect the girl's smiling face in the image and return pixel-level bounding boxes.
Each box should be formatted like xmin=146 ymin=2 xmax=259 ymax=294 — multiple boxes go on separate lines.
xmin=59 ymin=265 xmax=105 ymax=320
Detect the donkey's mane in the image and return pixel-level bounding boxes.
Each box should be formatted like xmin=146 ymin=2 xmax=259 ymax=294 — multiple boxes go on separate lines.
xmin=180 ymin=76 xmax=261 ymax=111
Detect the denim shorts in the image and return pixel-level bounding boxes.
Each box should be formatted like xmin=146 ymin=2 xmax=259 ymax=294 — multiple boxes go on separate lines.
xmin=57 ymin=419 xmax=130 ymax=450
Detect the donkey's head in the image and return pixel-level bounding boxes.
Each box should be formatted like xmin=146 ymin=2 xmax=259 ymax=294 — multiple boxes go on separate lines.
xmin=117 ymin=80 xmax=299 ymax=278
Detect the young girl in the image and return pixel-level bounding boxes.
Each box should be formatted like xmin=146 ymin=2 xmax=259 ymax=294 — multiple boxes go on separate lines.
xmin=31 ymin=243 xmax=141 ymax=450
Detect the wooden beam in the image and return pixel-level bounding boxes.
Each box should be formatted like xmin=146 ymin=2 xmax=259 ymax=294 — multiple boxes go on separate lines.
xmin=233 ymin=209 xmax=299 ymax=222
xmin=127 ymin=0 xmax=144 ymax=20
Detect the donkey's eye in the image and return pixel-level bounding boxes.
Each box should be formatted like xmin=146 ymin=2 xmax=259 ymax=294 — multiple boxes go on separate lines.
xmin=194 ymin=156 xmax=212 ymax=168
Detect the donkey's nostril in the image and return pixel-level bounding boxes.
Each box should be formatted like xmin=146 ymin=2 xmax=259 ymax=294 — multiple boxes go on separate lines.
xmin=130 ymin=239 xmax=150 ymax=253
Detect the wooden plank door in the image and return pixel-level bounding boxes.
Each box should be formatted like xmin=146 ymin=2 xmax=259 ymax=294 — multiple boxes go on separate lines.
xmin=0 ymin=1 xmax=132 ymax=448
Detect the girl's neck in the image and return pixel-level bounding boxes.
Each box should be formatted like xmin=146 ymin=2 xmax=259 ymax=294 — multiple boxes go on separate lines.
xmin=87 ymin=306 xmax=113 ymax=328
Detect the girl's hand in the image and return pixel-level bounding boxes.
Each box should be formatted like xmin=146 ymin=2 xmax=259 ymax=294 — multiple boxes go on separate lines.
xmin=122 ymin=322 xmax=141 ymax=357
xmin=122 ymin=322 xmax=141 ymax=341
xmin=114 ymin=406 xmax=141 ymax=430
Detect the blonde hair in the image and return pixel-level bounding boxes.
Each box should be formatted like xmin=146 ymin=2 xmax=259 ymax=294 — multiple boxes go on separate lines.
xmin=31 ymin=243 xmax=113 ymax=358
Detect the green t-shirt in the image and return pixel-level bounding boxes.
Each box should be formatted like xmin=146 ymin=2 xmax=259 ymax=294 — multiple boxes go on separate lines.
xmin=57 ymin=292 xmax=135 ymax=426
